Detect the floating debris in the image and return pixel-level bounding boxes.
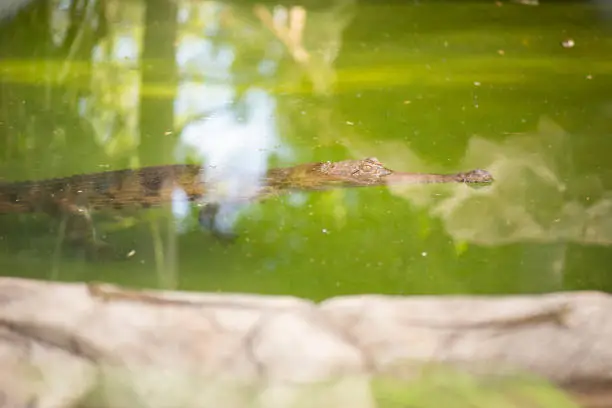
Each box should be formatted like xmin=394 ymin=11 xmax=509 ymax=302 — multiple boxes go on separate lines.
xmin=561 ymin=38 xmax=575 ymax=48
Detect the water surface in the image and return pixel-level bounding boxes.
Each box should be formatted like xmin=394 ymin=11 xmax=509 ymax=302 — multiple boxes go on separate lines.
xmin=0 ymin=0 xmax=610 ymax=299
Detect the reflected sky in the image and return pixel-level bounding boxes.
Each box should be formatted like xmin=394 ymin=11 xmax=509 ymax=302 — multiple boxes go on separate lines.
xmin=84 ymin=1 xmax=291 ymax=232
xmin=172 ymin=2 xmax=285 ymax=231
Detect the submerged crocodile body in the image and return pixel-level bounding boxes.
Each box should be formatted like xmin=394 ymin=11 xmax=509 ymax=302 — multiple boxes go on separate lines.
xmin=0 ymin=158 xmax=493 ymax=256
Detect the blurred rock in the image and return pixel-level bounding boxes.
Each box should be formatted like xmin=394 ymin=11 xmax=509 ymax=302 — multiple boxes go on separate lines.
xmin=1 ymin=278 xmax=612 ymax=407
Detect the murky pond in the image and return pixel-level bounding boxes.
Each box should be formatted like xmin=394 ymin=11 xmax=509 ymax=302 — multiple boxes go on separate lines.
xmin=0 ymin=0 xmax=610 ymax=299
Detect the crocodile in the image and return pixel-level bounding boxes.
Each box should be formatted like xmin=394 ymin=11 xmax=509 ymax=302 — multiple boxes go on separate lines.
xmin=0 ymin=157 xmax=493 ymax=257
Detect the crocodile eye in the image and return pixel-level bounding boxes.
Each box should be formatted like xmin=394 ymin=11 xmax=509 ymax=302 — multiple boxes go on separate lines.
xmin=361 ymin=164 xmax=373 ymax=172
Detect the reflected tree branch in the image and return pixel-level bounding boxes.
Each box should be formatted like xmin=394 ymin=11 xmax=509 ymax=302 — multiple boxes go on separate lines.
xmin=253 ymin=4 xmax=310 ymax=64
xmin=138 ymin=0 xmax=178 ymax=163
xmin=138 ymin=0 xmax=179 ymax=290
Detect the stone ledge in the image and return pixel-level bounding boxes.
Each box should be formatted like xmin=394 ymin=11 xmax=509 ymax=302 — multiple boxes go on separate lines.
xmin=0 ymin=278 xmax=610 ymax=408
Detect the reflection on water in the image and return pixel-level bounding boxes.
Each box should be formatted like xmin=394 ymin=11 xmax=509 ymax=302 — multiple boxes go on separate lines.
xmin=0 ymin=0 xmax=611 ymax=296
xmin=181 ymin=88 xmax=280 ymax=235
xmin=411 ymin=116 xmax=612 ymax=248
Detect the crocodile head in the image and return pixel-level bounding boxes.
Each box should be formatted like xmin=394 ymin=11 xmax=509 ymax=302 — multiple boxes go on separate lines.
xmin=315 ymin=157 xmax=393 ymax=186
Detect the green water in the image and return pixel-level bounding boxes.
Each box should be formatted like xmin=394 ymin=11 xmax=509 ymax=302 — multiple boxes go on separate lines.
xmin=0 ymin=0 xmax=611 ymax=299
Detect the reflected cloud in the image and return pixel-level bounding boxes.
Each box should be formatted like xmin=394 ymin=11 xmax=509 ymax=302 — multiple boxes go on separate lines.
xmin=171 ymin=1 xmax=299 ymax=233
xmin=179 ymin=88 xmax=280 ymax=233
xmin=386 ymin=116 xmax=612 ymax=247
